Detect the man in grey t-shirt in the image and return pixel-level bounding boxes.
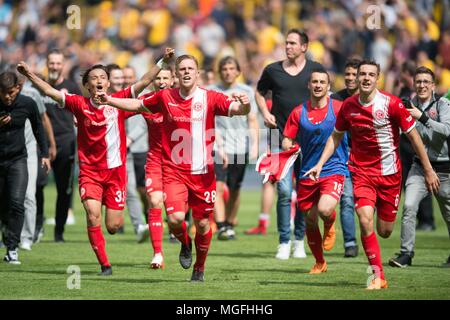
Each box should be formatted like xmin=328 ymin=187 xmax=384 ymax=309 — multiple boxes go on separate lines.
xmin=208 ymin=56 xmax=259 ymax=240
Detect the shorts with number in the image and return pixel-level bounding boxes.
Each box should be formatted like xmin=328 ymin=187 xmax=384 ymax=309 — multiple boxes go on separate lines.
xmin=297 ymin=174 xmax=345 ymax=212
xmin=145 ymin=150 xmax=163 ymax=194
xmin=163 ymin=168 xmax=216 ymax=220
xmin=78 ymin=165 xmax=127 ymax=210
xmin=352 ymin=171 xmax=402 ymax=222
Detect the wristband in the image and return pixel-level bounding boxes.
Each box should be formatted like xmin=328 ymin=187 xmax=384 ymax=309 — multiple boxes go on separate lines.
xmin=156 ymin=59 xmax=168 ymax=69
xmin=418 ymin=112 xmax=429 ymax=125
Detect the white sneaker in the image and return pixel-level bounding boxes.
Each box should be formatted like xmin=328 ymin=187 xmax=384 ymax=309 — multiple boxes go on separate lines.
xmin=275 ymin=241 xmax=291 ymax=260
xmin=19 ymin=241 xmax=32 ymax=251
xmin=151 ymin=253 xmax=164 ymax=269
xmin=66 ymin=210 xmax=76 ymax=225
xmin=45 ymin=218 xmax=55 ymax=225
xmin=292 ymin=240 xmax=307 ymax=258
xmin=136 ymin=224 xmax=150 ymax=243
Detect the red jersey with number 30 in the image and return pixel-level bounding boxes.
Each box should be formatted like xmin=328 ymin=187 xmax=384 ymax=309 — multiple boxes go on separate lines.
xmin=141 ymin=87 xmax=234 ymax=175
xmin=335 ymin=90 xmax=415 ymax=176
xmin=62 ymin=87 xmax=135 ymax=170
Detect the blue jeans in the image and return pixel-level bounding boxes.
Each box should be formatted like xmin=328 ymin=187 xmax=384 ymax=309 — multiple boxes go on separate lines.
xmin=339 ymin=176 xmax=357 ymax=248
xmin=276 ymin=156 xmax=305 ymax=244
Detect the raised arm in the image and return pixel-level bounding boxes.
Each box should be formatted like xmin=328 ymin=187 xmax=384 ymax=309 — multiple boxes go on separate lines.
xmin=133 ymin=48 xmax=175 ymax=95
xmin=304 ymin=130 xmax=345 ymax=180
xmin=17 ymin=62 xmax=63 ymax=105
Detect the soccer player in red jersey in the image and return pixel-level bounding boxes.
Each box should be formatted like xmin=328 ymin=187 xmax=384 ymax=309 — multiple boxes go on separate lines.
xmin=283 ymin=70 xmax=347 ymax=274
xmin=97 ymin=55 xmax=251 ymax=281
xmin=139 ymin=67 xmax=174 ymax=269
xmin=305 ymin=60 xmax=440 ymax=289
xmin=16 ymin=49 xmax=174 ymax=275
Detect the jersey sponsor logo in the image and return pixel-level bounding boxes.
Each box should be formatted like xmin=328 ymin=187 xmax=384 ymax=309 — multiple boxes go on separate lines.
xmin=83 ymin=109 xmax=95 ymax=115
xmin=168 ymin=102 xmax=179 ymax=107
xmin=350 ymin=113 xmax=361 ymax=116
xmin=171 ymin=116 xmax=203 ymax=122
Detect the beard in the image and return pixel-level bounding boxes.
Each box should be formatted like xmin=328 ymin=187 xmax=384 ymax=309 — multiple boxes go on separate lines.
xmin=48 ymin=71 xmax=60 ymax=81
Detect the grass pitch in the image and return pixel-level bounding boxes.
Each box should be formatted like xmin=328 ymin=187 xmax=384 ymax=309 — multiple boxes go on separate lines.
xmin=1 ymin=183 xmax=449 ymax=300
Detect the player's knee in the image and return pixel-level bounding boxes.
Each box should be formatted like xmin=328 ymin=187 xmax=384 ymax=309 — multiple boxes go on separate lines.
xmin=167 ymin=214 xmax=183 ymax=227
xmin=106 ymin=221 xmax=123 ymax=235
xmin=317 ymin=205 xmax=334 ymax=217
xmin=149 ymin=196 xmax=163 ymax=209
xmin=377 ymin=227 xmax=392 ymax=239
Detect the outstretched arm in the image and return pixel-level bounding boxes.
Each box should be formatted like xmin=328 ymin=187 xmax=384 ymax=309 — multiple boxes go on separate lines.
xmin=304 ymin=130 xmax=345 ymax=181
xmin=229 ymin=93 xmax=251 ymax=116
xmin=132 ymin=48 xmax=175 ymax=95
xmin=95 ymin=92 xmax=150 ymax=113
xmin=17 ymin=62 xmax=63 ymax=105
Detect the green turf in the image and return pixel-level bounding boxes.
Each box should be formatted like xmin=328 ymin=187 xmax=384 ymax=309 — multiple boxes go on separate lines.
xmin=1 ymin=183 xmax=449 ymax=300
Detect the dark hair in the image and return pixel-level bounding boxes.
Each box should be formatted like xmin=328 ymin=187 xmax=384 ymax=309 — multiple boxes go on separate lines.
xmin=401 ymin=61 xmax=416 ymax=76
xmin=175 ymin=55 xmax=199 ymax=69
xmin=81 ymin=64 xmax=109 ymax=86
xmin=309 ymin=68 xmax=330 ymax=83
xmin=414 ymin=66 xmax=435 ymax=81
xmin=344 ymin=58 xmax=361 ymax=70
xmin=357 ymin=59 xmax=380 ymax=74
xmin=106 ymin=63 xmax=121 ymax=74
xmin=0 ymin=71 xmax=19 ymax=91
xmin=47 ymin=48 xmax=64 ymax=60
xmin=286 ymin=29 xmax=309 ymax=44
xmin=218 ymin=56 xmax=241 ymax=72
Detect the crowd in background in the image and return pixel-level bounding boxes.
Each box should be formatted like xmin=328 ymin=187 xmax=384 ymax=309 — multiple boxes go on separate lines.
xmin=1 ymin=0 xmax=450 ymax=95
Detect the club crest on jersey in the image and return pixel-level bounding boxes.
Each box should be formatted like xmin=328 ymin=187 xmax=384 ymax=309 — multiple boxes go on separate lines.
xmin=428 ymin=108 xmax=437 ymax=120
xmin=193 ymin=102 xmax=203 ymax=112
xmin=103 ymin=106 xmax=117 ymax=117
xmin=375 ymin=110 xmax=385 ymax=119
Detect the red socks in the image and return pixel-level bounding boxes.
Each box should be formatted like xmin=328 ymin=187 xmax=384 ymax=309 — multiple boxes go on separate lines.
xmin=324 ymin=210 xmax=336 ymax=230
xmin=361 ymin=232 xmax=385 ymax=280
xmin=171 ymin=220 xmax=191 ymax=246
xmin=148 ymin=208 xmax=163 ymax=254
xmin=87 ymin=225 xmax=110 ymax=267
xmin=193 ymin=227 xmax=212 ymax=272
xmin=306 ymin=227 xmax=324 ymax=263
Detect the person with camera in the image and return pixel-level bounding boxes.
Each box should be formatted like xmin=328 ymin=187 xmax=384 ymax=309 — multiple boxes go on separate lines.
xmin=389 ymin=66 xmax=450 ymax=268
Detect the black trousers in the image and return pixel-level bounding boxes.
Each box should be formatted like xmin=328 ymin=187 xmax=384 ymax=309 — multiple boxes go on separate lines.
xmin=52 ymin=138 xmax=75 ymax=237
xmin=34 ymin=152 xmax=48 ymax=241
xmin=0 ymin=158 xmax=28 ymax=250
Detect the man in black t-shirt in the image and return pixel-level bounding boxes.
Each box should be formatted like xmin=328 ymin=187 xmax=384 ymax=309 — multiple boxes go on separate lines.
xmin=252 ymin=29 xmax=324 ymax=260
xmin=43 ymin=49 xmax=81 ymax=242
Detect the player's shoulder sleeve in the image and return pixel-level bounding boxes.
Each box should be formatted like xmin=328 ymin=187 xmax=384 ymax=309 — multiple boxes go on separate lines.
xmin=334 ymin=98 xmax=350 ymax=133
xmin=388 ymin=93 xmax=416 ymax=133
xmin=331 ymin=98 xmax=343 ymax=115
xmin=209 ymin=89 xmax=234 ymax=117
xmin=61 ymin=92 xmax=82 ymax=113
xmin=283 ymin=105 xmax=302 ymax=139
xmin=141 ymin=89 xmax=162 ymax=113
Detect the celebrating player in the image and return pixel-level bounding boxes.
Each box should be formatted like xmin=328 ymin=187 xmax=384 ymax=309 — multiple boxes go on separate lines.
xmin=283 ymin=69 xmax=347 ymax=274
xmin=305 ymin=60 xmax=440 ymax=289
xmin=96 ymin=55 xmax=251 ymax=281
xmin=16 ymin=48 xmax=174 ymax=275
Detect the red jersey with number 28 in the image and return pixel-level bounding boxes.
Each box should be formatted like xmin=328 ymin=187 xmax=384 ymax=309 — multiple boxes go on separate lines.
xmin=335 ymin=90 xmax=415 ymax=176
xmin=141 ymin=87 xmax=234 ymax=175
